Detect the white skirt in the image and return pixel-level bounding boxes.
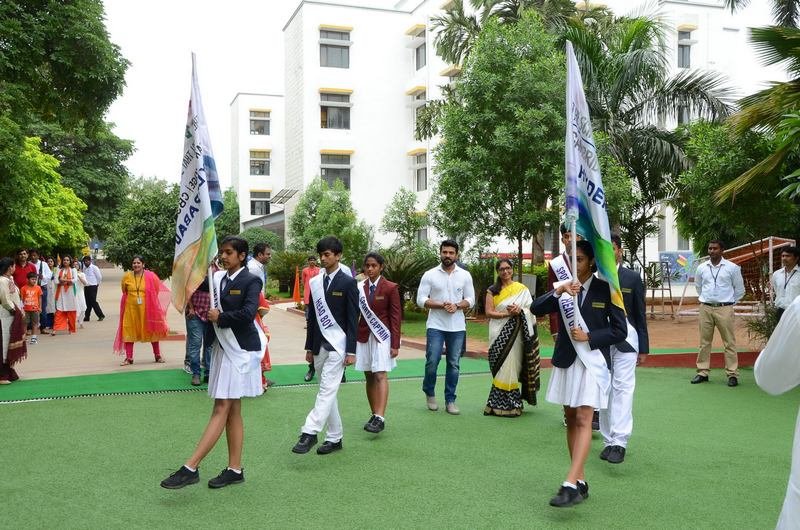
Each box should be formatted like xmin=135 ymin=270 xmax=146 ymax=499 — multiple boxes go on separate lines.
xmin=355 ymin=334 xmax=397 ymax=373
xmin=546 ymin=356 xmax=608 ymax=409
xmin=207 ymin=342 xmax=263 ymax=399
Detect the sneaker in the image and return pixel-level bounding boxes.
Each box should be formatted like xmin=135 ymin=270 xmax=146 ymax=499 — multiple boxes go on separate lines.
xmin=292 ymin=433 xmax=318 ymax=454
xmin=316 ymin=440 xmax=343 ymax=455
xmin=30 ymin=336 xmax=37 ymax=344
xmin=183 ymin=362 xmax=192 ymax=374
xmin=549 ymin=485 xmax=583 ymax=507
xmin=208 ymin=468 xmax=244 ymax=489
xmin=160 ymin=466 xmax=199 ymax=489
xmin=446 ymin=402 xmax=460 ymax=415
xmin=591 ymin=410 xmax=600 ymax=431
xmin=607 ymin=445 xmax=626 ymax=464
xmin=191 ymin=375 xmax=201 ymax=386
xmin=364 ymin=415 xmax=385 ymax=433
xmin=426 ymin=396 xmax=439 ymax=411
xmin=577 ymin=481 xmax=589 ymax=500
xmin=599 ymin=446 xmax=612 ymax=461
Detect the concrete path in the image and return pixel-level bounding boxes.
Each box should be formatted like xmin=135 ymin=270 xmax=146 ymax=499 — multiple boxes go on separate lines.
xmin=21 ymin=267 xmax=425 ymax=380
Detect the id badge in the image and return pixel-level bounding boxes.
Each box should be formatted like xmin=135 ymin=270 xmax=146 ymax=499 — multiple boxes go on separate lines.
xmin=137 ymin=297 xmax=143 ymax=305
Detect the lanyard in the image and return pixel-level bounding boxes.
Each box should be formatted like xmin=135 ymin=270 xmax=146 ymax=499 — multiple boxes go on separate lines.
xmin=133 ymin=272 xmax=143 ymax=295
xmin=785 ymin=269 xmax=797 ymax=289
xmin=707 ymin=262 xmax=722 ymax=289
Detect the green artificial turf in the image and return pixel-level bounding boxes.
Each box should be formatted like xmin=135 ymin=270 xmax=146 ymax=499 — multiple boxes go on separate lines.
xmin=401 ymin=311 xmax=555 ymax=348
xmin=2 ymin=368 xmax=795 ymax=528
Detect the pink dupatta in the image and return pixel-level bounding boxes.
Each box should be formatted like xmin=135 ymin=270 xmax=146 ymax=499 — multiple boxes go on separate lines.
xmin=113 ymin=270 xmax=171 ymax=355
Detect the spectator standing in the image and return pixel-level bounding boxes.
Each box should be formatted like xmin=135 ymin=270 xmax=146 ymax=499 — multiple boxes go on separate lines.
xmin=52 ymin=255 xmax=80 ymax=335
xmin=12 ymin=249 xmax=36 ymax=290
xmin=301 ymin=256 xmax=320 ymax=381
xmin=185 ymin=279 xmax=214 ymax=386
xmin=20 ymin=273 xmax=42 ymax=344
xmin=0 ymin=257 xmax=26 ymax=384
xmin=28 ymin=250 xmax=52 ymax=332
xmin=771 ymin=246 xmax=800 ymax=322
xmin=81 ymin=256 xmax=105 ymax=322
xmin=691 ymin=240 xmax=745 ymax=387
xmin=246 ymin=243 xmax=272 ymax=291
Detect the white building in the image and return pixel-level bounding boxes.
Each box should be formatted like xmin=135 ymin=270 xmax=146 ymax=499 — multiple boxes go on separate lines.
xmin=281 ymin=0 xmax=457 ymax=246
xmin=230 ymin=92 xmax=286 ymax=236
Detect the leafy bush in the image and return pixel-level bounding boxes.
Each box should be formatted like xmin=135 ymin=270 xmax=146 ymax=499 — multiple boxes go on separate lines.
xmin=239 ymin=227 xmax=284 ymax=252
xmin=467 ymin=258 xmax=496 ymax=315
xmin=268 ymin=251 xmax=307 ymax=294
xmin=381 ymin=246 xmax=438 ymax=309
xmin=746 ymin=304 xmax=781 ymax=347
xmin=530 ymin=263 xmax=549 ymax=297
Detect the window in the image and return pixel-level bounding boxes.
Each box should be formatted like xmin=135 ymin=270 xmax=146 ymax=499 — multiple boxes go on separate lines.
xmin=415 ymin=42 xmax=426 ymax=70
xmin=414 ymin=153 xmax=427 ymax=191
xmin=321 ymin=154 xmax=351 ymax=189
xmin=249 ymin=110 xmax=270 ymax=135
xmin=320 ymin=93 xmax=351 ymax=129
xmin=677 ymin=105 xmax=690 ymax=126
xmin=416 ymin=228 xmax=428 ymax=242
xmin=677 ymin=30 xmax=692 ymax=69
xmin=320 ymin=30 xmax=350 ymax=68
xmin=250 ymin=191 xmax=270 ymax=216
xmin=412 ymin=90 xmax=427 ymax=129
xmin=249 ymin=150 xmax=270 ymax=176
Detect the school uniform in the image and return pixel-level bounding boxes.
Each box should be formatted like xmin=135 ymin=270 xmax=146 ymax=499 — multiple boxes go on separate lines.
xmin=532 ymin=275 xmax=627 ymax=409
xmin=355 ymin=276 xmax=401 ymax=373
xmin=301 ymin=266 xmax=359 ymax=443
xmin=600 ymin=265 xmax=649 ymax=449
xmin=205 ymin=267 xmax=265 ymax=399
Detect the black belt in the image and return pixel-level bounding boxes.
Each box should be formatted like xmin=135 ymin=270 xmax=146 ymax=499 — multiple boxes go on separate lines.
xmin=702 ymin=302 xmax=734 ymax=307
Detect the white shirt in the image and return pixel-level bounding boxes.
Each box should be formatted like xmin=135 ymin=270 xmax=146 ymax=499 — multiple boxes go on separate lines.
xmin=82 ymin=263 xmax=102 ymax=286
xmin=246 ymin=257 xmax=265 ymax=286
xmin=695 ymin=258 xmax=745 ymax=304
xmin=772 ymin=265 xmax=800 ymax=309
xmin=30 ymin=259 xmax=52 ymax=287
xmin=416 ymin=264 xmax=475 ymax=332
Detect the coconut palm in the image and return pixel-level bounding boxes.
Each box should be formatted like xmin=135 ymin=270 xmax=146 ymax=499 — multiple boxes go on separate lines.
xmin=563 ymin=14 xmax=735 ymax=263
xmin=724 ymin=0 xmax=800 ymax=28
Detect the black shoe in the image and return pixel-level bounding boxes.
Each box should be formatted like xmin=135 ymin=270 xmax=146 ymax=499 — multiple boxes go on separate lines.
xmin=591 ymin=410 xmax=600 ymax=432
xmin=341 ymin=372 xmax=346 ymax=383
xmin=316 ymin=439 xmax=343 ymax=455
xmin=364 ymin=415 xmax=385 ymax=433
xmin=98 ymin=316 xmax=105 ymax=322
xmin=549 ymin=485 xmax=583 ymax=507
xmin=303 ymin=369 xmax=315 ymax=382
xmin=160 ymin=466 xmax=199 ymax=489
xmin=202 ymin=374 xmax=209 ymax=384
xmin=728 ymin=376 xmax=739 ymax=387
xmin=607 ymin=445 xmax=626 ymax=464
xmin=291 ymin=433 xmax=318 ymax=454
xmin=599 ymin=446 xmax=612 ymax=461
xmin=691 ymin=374 xmax=709 ymax=384
xmin=577 ymin=481 xmax=589 ymax=500
xmin=208 ymin=468 xmax=244 ymax=489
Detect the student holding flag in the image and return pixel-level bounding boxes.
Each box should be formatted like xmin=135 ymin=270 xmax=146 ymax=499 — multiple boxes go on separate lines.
xmin=355 ymin=252 xmax=401 ymax=434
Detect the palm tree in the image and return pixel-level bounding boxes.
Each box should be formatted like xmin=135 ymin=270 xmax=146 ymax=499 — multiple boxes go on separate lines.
xmin=716 ymin=25 xmax=800 ymax=201
xmin=724 ymin=0 xmax=800 ymax=28
xmin=564 ymin=14 xmax=735 ymax=264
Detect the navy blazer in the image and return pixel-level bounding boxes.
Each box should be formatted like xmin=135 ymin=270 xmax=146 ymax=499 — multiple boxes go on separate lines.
xmin=532 ymin=276 xmax=627 ymax=369
xmin=617 ymin=266 xmax=649 ymax=354
xmin=305 ymin=269 xmax=359 ymax=355
xmin=204 ymin=269 xmax=262 ymax=352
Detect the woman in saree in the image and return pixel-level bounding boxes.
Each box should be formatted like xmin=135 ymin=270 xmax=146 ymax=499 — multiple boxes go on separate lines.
xmin=52 ymin=255 xmax=79 ymax=335
xmin=0 ymin=257 xmax=27 ymax=384
xmin=114 ymin=256 xmax=170 ymax=365
xmin=483 ymin=259 xmax=540 ymax=417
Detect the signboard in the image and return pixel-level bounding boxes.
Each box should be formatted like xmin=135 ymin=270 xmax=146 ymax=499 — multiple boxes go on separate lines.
xmin=658 ymin=251 xmax=696 ymax=284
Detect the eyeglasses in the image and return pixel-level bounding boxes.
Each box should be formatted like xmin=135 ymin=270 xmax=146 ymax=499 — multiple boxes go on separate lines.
xmin=498 ymin=267 xmax=512 ymax=272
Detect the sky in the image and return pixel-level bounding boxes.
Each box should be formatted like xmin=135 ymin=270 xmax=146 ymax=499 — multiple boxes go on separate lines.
xmin=103 ymin=0 xmax=297 ymax=188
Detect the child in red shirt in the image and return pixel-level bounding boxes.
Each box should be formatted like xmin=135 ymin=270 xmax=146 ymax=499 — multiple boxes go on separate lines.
xmin=20 ymin=272 xmax=42 ymax=344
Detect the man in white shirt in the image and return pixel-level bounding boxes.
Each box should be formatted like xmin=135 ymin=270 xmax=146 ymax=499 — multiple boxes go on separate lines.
xmin=28 ymin=250 xmax=52 ymax=331
xmin=247 ymin=243 xmax=272 ymax=291
xmin=691 ymin=239 xmax=745 ymax=387
xmin=81 ymin=256 xmax=105 ymax=321
xmin=417 ymin=239 xmax=475 ymax=415
xmin=771 ymin=246 xmax=800 ymax=322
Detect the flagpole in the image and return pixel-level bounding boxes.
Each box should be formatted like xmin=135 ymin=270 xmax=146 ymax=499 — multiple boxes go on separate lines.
xmin=571 ymin=219 xmax=578 ymax=305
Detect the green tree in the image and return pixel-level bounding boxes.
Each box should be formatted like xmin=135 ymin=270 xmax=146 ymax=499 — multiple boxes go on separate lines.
xmin=564 ymin=13 xmax=734 ymax=265
xmin=0 ymin=126 xmax=88 ymax=255
xmin=104 ymin=179 xmax=179 ymax=280
xmin=288 ymin=178 xmax=373 ymax=263
xmin=215 ymin=188 xmax=241 ymax=240
xmin=432 ymin=13 xmax=565 ymax=274
xmin=238 ymin=227 xmax=284 ymax=252
xmin=725 ymin=0 xmax=800 ymax=28
xmin=380 ymin=187 xmax=429 ymax=248
xmin=671 ymin=122 xmax=800 ymax=252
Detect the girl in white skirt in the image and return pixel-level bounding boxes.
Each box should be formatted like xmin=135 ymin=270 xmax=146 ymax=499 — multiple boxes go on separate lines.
xmin=161 ymin=236 xmax=266 ymax=490
xmin=355 ymin=252 xmax=402 ymax=434
xmin=532 ymin=240 xmax=627 ymax=508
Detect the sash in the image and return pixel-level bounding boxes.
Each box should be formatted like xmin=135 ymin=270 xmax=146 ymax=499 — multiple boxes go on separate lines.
xmin=357 ymin=280 xmax=390 ymax=343
xmin=549 ymin=255 xmax=610 ymax=396
xmin=309 ymin=272 xmax=348 ymax=355
xmin=211 ymin=271 xmax=265 ymax=374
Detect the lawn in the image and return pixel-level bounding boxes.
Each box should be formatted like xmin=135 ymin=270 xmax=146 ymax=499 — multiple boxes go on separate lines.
xmin=3 ymin=367 xmax=793 ymax=528
xmin=402 ymin=310 xmax=555 ymax=348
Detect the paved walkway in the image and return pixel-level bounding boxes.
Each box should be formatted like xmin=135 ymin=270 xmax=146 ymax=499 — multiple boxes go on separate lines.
xmin=19 ymin=267 xmax=763 ymax=380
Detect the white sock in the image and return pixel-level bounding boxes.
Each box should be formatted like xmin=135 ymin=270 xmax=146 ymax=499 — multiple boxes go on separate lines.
xmin=577 ymin=480 xmax=586 ymax=487
xmin=183 ymin=465 xmax=196 ymax=472
xmin=228 ymin=467 xmax=241 ymax=474
xmin=562 ymin=481 xmax=577 ymax=490
xmin=374 ymin=414 xmax=385 ymax=421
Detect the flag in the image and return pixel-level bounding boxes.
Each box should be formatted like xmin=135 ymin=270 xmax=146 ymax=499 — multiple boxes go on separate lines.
xmin=292 ymin=265 xmax=301 ymax=303
xmin=565 ymin=41 xmax=623 ymax=311
xmin=171 ymin=53 xmax=224 ymax=311
xmin=677 ymin=254 xmax=688 ymax=268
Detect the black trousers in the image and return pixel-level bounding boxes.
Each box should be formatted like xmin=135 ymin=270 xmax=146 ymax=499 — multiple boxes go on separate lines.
xmin=84 ymin=285 xmax=105 ymax=320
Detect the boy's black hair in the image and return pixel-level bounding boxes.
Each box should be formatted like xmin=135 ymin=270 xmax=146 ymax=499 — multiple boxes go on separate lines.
xmin=316 ymin=236 xmax=343 ymax=255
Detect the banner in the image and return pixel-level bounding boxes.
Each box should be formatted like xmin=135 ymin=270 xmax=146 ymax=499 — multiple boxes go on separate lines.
xmin=565 ymin=41 xmax=624 ymax=312
xmin=171 ymin=53 xmax=224 ymax=311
